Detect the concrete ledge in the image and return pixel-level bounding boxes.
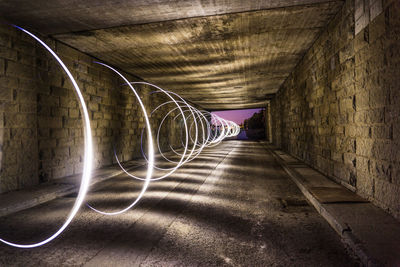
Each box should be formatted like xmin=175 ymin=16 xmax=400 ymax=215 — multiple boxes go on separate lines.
xmin=260 ymin=142 xmax=400 ymax=267
xmin=0 ymin=150 xmax=183 ymax=218
xmin=0 ymin=161 xmax=143 ymax=218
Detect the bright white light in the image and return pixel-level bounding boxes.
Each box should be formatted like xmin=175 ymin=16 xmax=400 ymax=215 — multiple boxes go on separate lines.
xmin=114 ymin=84 xmax=190 ymax=181
xmin=0 ymin=25 xmax=94 ymax=248
xmin=1 ymin=27 xmax=240 ymax=247
xmin=87 ymin=63 xmax=154 ymax=215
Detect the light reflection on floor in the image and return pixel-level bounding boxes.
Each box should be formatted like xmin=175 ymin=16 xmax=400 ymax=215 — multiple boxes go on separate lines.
xmin=0 ymin=141 xmax=358 ymax=266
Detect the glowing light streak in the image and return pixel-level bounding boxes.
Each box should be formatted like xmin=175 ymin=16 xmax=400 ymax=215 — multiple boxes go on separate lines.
xmin=86 ymin=63 xmax=154 ymax=215
xmin=0 ymin=25 xmax=93 ymax=248
xmin=2 ymin=26 xmax=240 ymax=247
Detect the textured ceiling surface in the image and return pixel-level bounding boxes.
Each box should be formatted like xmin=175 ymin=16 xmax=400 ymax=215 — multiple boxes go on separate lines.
xmin=1 ymin=0 xmax=343 ymax=110
xmin=1 ymin=0 xmax=339 ymax=35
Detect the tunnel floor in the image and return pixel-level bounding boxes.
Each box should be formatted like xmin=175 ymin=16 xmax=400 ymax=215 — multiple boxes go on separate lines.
xmin=0 ymin=141 xmax=358 ymax=266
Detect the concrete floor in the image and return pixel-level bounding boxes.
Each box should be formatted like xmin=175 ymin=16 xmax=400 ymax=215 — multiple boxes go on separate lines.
xmin=0 ymin=141 xmax=358 ymax=266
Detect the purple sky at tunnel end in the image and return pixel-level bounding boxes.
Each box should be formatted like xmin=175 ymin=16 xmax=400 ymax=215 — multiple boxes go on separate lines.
xmin=211 ymin=108 xmax=263 ymax=125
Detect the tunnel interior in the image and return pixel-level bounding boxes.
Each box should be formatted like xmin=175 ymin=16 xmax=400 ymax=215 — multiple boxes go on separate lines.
xmin=0 ymin=0 xmax=399 ymax=266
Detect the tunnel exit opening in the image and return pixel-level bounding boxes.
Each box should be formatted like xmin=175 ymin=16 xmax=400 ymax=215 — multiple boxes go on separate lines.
xmin=211 ymin=108 xmax=266 ymax=140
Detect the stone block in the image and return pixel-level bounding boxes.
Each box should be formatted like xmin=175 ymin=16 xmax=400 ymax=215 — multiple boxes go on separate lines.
xmin=92 ymin=111 xmax=103 ymax=120
xmin=0 ymin=76 xmax=18 ymax=89
xmin=393 ymin=163 xmax=400 ymax=186
xmin=50 ymin=128 xmax=69 ymax=139
xmin=4 ymin=113 xmax=36 ymax=128
xmin=345 ymin=125 xmax=357 ymax=137
xmin=356 ymin=138 xmax=373 ymax=157
xmin=103 ymin=112 xmax=112 ymax=120
xmin=19 ymin=103 xmax=37 ymax=113
xmin=38 ymin=116 xmax=63 ymax=129
xmin=97 ymin=119 xmax=111 ymax=128
xmin=72 ymin=61 xmax=88 ymax=74
xmin=4 ymin=147 xmax=17 ymax=165
xmin=340 ymin=97 xmax=353 ymax=112
xmin=4 ymin=163 xmax=19 ymax=177
xmin=63 ymin=117 xmax=80 ymax=128
xmin=70 ymin=146 xmax=84 ymax=158
xmin=10 ymin=128 xmax=35 ymax=140
xmin=371 ymin=125 xmax=392 ymax=139
xmin=369 ymin=87 xmax=389 ymax=109
xmin=53 ymin=147 xmax=70 ymax=159
xmin=60 ymin=97 xmax=78 ymax=108
xmin=88 ymin=102 xmax=99 ymax=111
xmin=15 ymin=89 xmax=36 ymax=103
xmin=51 ymin=107 xmax=68 ymax=117
xmin=0 ymin=32 xmax=11 ymax=47
xmin=0 ymin=59 xmax=4 ymax=75
xmin=12 ymin=39 xmax=35 ymax=54
xmin=365 ymin=108 xmax=385 ymax=123
xmin=354 ymin=110 xmax=366 ymax=123
xmin=6 ymin=61 xmax=34 ymax=80
xmin=96 ymin=87 xmax=108 ymax=97
xmin=73 ymin=162 xmax=84 ymax=175
xmin=374 ymin=178 xmax=400 ymax=213
xmin=371 ymin=159 xmax=392 ymax=182
xmin=52 ymin=165 xmax=74 ymax=179
xmin=333 ymin=161 xmax=348 ymax=182
xmin=39 ymin=139 xmax=57 ymax=149
xmin=0 ymin=46 xmax=18 ymax=61
xmin=84 ymin=84 xmax=97 ymax=95
xmin=357 ymin=173 xmax=374 ymax=198
xmin=57 ymin=137 xmax=74 ymax=147
xmin=17 ymin=51 xmax=36 ymax=66
xmin=95 ymin=128 xmax=106 ymax=137
xmin=394 ymin=121 xmax=400 ymax=141
xmin=38 ymin=128 xmax=50 ymax=138
xmin=0 ymin=87 xmax=12 ymax=101
xmin=38 ymin=148 xmax=52 ymax=160
xmin=371 ymin=140 xmax=393 ymax=160
xmin=38 ymin=93 xmax=60 ymax=107
xmin=344 ymin=152 xmax=357 ymax=167
xmin=51 ymin=86 xmax=70 ymax=97
xmin=355 ymin=90 xmax=369 ymax=111
xmin=68 ymin=108 xmax=80 ymax=118
xmin=69 ymin=128 xmax=83 ymax=138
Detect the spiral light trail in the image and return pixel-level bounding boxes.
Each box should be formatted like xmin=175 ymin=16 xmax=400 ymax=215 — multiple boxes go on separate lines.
xmin=0 ymin=25 xmax=94 ymax=249
xmin=0 ymin=25 xmax=240 ymax=248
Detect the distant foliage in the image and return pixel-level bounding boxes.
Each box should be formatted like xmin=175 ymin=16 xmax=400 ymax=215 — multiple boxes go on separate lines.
xmin=244 ymin=110 xmax=265 ymax=140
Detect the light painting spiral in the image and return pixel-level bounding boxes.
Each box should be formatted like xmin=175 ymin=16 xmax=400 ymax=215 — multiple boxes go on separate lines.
xmin=0 ymin=25 xmax=241 ymax=248
xmin=0 ymin=25 xmax=94 ymax=249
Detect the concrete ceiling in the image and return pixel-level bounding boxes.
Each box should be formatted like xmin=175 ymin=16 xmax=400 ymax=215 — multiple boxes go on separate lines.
xmin=0 ymin=0 xmax=343 ymax=110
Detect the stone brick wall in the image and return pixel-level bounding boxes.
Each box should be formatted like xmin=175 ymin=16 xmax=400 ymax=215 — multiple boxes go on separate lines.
xmin=271 ymin=0 xmax=400 ymax=220
xmin=0 ymin=24 xmax=180 ymax=193
xmin=0 ymin=25 xmax=39 ymax=192
xmin=265 ymin=102 xmax=272 ymax=142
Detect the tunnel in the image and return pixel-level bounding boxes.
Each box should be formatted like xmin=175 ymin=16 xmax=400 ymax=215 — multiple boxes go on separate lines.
xmin=0 ymin=0 xmax=399 ymax=266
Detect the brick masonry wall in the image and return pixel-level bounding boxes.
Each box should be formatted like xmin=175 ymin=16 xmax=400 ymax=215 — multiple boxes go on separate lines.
xmin=0 ymin=24 xmax=181 ymax=193
xmin=271 ymin=0 xmax=400 ymax=220
xmin=265 ymin=102 xmax=272 ymax=142
xmin=0 ymin=25 xmax=39 ymax=192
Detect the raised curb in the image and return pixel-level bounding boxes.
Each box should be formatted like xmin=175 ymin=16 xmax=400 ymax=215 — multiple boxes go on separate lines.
xmin=0 ymin=163 xmax=143 ymax=218
xmin=261 ymin=143 xmax=380 ymax=267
